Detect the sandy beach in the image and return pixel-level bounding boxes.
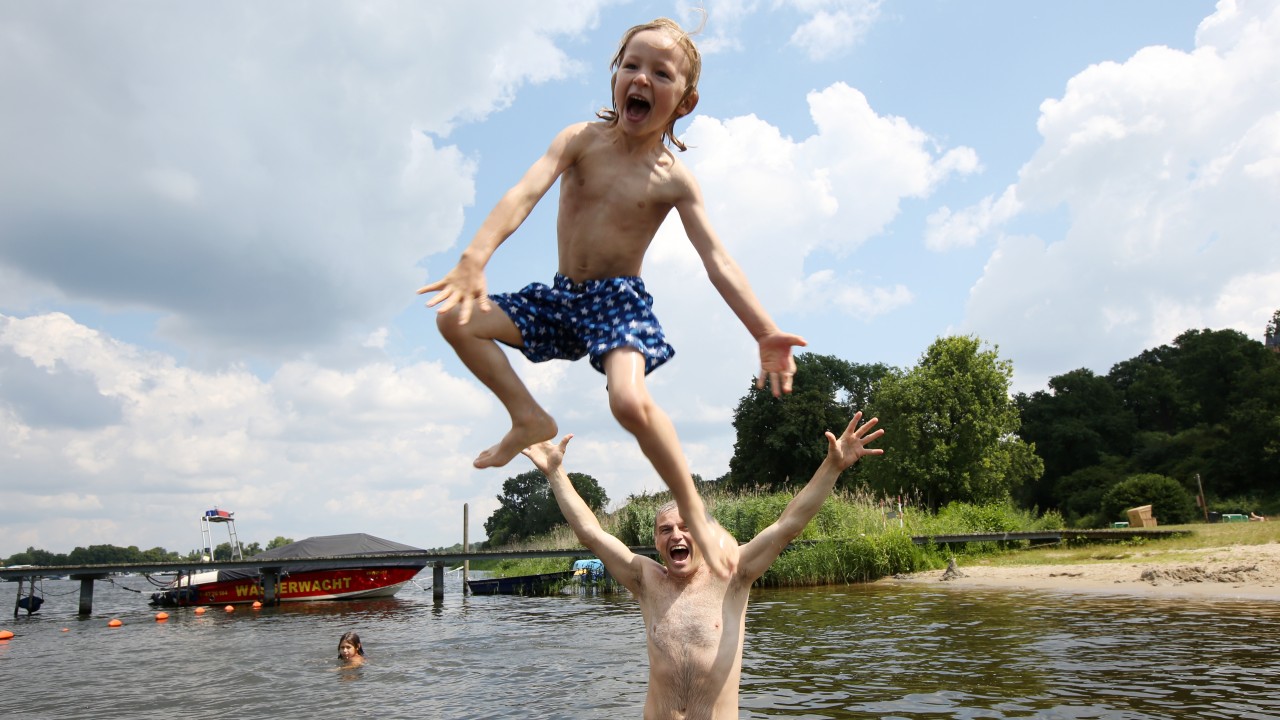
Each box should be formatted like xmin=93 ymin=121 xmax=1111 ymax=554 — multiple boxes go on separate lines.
xmin=881 ymin=541 xmax=1280 ymax=601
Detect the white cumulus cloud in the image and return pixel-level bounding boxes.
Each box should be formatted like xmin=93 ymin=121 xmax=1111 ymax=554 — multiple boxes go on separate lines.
xmin=957 ymin=0 xmax=1280 ymax=391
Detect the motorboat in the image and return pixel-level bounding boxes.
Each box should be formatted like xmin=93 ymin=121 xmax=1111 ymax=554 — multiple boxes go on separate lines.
xmin=149 ymin=533 xmax=428 ymax=607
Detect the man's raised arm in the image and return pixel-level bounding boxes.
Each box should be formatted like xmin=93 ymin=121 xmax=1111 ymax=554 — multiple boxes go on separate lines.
xmin=738 ymin=412 xmax=884 ymax=582
xmin=521 ymin=435 xmax=647 ymax=592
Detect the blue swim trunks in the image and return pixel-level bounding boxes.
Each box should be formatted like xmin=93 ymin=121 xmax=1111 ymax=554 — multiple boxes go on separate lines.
xmin=489 ymin=273 xmax=675 ymax=375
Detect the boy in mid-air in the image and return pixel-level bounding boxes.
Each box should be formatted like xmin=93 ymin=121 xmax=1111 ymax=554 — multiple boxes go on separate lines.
xmin=418 ymin=17 xmax=804 ymax=578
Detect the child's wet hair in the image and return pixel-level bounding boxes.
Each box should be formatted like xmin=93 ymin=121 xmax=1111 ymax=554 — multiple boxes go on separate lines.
xmin=338 ymin=631 xmax=365 ymax=658
xmin=598 ymin=16 xmax=704 ymax=151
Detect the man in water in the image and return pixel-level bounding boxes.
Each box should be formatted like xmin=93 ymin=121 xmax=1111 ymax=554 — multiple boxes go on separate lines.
xmin=521 ymin=411 xmax=883 ymax=719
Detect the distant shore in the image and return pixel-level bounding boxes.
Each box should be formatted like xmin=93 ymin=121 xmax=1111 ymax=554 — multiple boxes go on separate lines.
xmin=880 ymin=540 xmax=1280 ymax=601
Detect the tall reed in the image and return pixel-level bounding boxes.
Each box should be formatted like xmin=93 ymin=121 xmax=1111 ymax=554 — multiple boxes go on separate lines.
xmin=485 ymin=492 xmax=1061 ymax=584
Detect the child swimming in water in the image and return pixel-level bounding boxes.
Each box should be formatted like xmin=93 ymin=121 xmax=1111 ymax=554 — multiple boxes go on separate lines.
xmin=338 ymin=631 xmax=366 ymax=667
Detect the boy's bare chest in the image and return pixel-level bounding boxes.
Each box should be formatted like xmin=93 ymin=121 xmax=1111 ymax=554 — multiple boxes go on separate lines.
xmin=563 ymin=150 xmax=679 ymax=214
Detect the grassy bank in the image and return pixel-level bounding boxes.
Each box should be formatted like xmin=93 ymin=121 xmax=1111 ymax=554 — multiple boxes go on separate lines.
xmin=969 ymin=518 xmax=1280 ymax=569
xmin=480 ymin=491 xmax=1077 ymax=586
xmin=480 ymin=492 xmax=1279 ymax=587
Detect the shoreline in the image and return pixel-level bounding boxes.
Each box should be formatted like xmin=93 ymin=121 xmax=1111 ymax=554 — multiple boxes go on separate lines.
xmin=878 ymin=541 xmax=1280 ymax=601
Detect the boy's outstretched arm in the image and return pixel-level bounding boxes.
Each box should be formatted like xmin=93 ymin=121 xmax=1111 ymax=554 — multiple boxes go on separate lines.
xmin=672 ymin=173 xmax=806 ymax=397
xmin=521 ymin=436 xmax=647 ymax=593
xmin=417 ymin=123 xmax=587 ymax=325
xmin=737 ymin=412 xmax=884 ymax=582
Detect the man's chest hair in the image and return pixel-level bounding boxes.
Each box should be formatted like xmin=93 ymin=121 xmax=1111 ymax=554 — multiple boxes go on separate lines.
xmin=645 ymin=582 xmax=726 ymax=650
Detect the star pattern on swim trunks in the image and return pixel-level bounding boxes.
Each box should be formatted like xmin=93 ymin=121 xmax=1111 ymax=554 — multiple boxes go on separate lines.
xmin=488 ymin=274 xmax=675 ymax=374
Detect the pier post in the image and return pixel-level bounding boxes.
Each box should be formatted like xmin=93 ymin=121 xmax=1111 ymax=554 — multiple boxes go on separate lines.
xmin=433 ymin=561 xmax=444 ymax=601
xmin=68 ymin=573 xmax=108 ymax=615
xmin=262 ymin=568 xmax=280 ymax=605
xmin=77 ymin=577 xmax=95 ymax=615
xmin=13 ymin=577 xmax=22 ymax=618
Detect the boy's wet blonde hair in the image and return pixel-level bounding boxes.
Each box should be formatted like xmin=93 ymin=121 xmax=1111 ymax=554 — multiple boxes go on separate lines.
xmin=598 ymin=17 xmax=703 ymax=151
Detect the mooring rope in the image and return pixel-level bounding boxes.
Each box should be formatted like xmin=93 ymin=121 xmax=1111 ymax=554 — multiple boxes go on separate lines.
xmin=103 ymin=577 xmax=146 ymax=594
xmin=409 ymin=566 xmax=465 ymax=591
xmin=23 ymin=577 xmax=82 ymax=598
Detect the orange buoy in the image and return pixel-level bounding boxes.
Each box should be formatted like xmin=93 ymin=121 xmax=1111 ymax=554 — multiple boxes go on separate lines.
xmin=61 ymin=628 xmax=69 ymax=632
xmin=252 ymin=601 xmax=262 ymax=609
xmin=0 ymin=629 xmax=14 ymax=640
xmin=194 ymin=607 xmax=207 ymax=615
xmin=107 ymin=619 xmax=123 ymax=627
xmin=155 ymin=612 xmax=169 ymax=621
xmin=223 ymin=605 xmax=234 ymax=613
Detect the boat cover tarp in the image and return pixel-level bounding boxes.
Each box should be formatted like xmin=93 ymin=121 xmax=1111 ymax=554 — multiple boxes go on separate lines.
xmin=572 ymin=559 xmax=604 ymax=579
xmin=216 ymin=533 xmax=426 ymax=583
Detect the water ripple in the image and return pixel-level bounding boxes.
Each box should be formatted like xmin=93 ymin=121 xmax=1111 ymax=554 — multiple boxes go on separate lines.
xmin=3 ymin=577 xmax=1278 ymax=718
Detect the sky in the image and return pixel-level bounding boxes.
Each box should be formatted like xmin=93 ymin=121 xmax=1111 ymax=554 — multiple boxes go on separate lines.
xmin=2 ymin=0 xmax=1277 ymax=557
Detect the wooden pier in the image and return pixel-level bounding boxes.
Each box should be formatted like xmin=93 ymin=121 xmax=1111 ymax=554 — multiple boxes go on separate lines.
xmin=2 ymin=547 xmax=648 ymax=616
xmin=4 ymin=529 xmax=1186 ymax=616
xmin=907 ymin=527 xmax=1187 ymax=545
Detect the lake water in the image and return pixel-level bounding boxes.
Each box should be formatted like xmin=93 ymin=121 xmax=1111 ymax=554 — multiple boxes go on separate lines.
xmin=2 ymin=572 xmax=1278 ymax=719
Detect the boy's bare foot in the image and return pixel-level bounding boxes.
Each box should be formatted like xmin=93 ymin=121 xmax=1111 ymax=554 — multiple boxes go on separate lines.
xmin=474 ymin=412 xmax=557 ymax=469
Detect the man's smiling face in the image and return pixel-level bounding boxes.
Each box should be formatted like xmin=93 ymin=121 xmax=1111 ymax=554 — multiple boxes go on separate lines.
xmin=654 ymin=505 xmax=700 ymax=577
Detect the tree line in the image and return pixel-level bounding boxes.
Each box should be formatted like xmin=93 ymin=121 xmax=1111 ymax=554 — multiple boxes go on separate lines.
xmin=1015 ymin=324 xmax=1279 ymax=525
xmin=2 ymin=536 xmax=295 ymax=568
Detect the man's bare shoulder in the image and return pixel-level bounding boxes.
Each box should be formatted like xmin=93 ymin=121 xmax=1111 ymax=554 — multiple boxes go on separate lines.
xmin=622 ymin=554 xmax=672 ymax=594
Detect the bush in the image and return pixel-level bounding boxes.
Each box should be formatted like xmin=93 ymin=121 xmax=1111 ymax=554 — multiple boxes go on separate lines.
xmin=760 ymin=533 xmax=926 ymax=587
xmin=1100 ymin=473 xmax=1197 ymax=525
xmin=1055 ymin=464 xmax=1124 ymax=522
xmin=931 ymin=501 xmax=1024 ymax=534
xmin=1031 ymin=508 xmax=1066 ymax=531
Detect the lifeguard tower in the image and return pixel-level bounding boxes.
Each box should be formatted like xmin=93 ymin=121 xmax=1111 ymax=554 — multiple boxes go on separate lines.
xmin=200 ymin=507 xmax=244 ymax=562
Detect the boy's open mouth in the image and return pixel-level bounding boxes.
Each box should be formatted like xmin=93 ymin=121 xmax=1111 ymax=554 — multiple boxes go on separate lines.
xmin=625 ymin=94 xmax=651 ymax=122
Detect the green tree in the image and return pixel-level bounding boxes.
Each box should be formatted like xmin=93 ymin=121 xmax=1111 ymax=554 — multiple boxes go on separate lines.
xmin=1154 ymin=328 xmax=1278 ymax=498
xmin=1016 ymin=326 xmax=1280 ymax=514
xmin=484 ymin=470 xmax=608 ymax=546
xmin=266 ymin=536 xmax=294 ymax=550
xmin=4 ymin=546 xmax=65 ymax=566
xmin=1214 ymin=360 xmax=1280 ymax=497
xmin=1169 ymin=328 xmax=1272 ymax=425
xmin=1015 ymin=368 xmax=1135 ymax=509
xmin=726 ymin=353 xmax=889 ymax=491
xmin=4 ymin=549 xmax=34 ymax=566
xmin=140 ymin=546 xmax=180 ymax=563
xmin=212 ymin=542 xmax=241 ymax=561
xmin=1109 ymin=350 xmax=1183 ymax=433
xmin=1054 ymin=461 xmax=1126 ymax=524
xmin=1100 ymin=473 xmax=1196 ymax=525
xmin=862 ymin=335 xmax=1040 ymax=508
xmin=68 ymin=544 xmax=146 ymax=565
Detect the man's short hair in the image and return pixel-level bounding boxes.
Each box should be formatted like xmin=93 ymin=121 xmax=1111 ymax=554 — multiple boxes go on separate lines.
xmin=653 ymin=500 xmax=680 ymax=533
